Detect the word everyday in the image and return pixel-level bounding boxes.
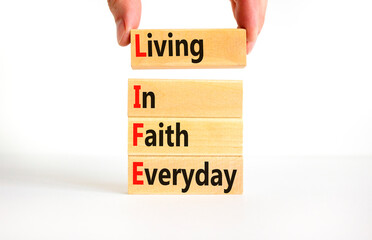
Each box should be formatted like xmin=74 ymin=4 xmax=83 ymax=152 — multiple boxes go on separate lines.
xmin=132 ymin=161 xmax=237 ymax=193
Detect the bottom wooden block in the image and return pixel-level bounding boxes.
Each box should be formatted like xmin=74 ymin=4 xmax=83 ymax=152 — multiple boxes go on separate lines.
xmin=128 ymin=156 xmax=243 ymax=194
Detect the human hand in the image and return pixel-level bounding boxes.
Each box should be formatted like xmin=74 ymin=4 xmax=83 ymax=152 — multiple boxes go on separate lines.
xmin=108 ymin=0 xmax=141 ymax=46
xmin=108 ymin=0 xmax=267 ymax=54
xmin=230 ymin=0 xmax=268 ymax=54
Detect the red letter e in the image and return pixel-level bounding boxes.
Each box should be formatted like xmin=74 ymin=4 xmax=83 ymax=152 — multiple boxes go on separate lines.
xmin=133 ymin=162 xmax=143 ymax=185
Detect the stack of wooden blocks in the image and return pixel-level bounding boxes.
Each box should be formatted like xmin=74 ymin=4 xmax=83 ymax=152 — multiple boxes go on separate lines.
xmin=128 ymin=29 xmax=246 ymax=194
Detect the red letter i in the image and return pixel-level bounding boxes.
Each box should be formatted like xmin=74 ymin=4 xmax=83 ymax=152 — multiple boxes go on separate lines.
xmin=134 ymin=85 xmax=141 ymax=108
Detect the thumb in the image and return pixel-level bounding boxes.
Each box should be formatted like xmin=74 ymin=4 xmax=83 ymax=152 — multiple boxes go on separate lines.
xmin=108 ymin=0 xmax=141 ymax=46
xmin=231 ymin=0 xmax=267 ymax=54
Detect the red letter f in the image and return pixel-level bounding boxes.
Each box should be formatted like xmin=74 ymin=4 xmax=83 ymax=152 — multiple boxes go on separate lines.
xmin=133 ymin=123 xmax=144 ymax=146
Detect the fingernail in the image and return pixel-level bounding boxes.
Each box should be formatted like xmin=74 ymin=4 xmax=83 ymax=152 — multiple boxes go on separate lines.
xmin=247 ymin=41 xmax=256 ymax=54
xmin=116 ymin=18 xmax=125 ymax=45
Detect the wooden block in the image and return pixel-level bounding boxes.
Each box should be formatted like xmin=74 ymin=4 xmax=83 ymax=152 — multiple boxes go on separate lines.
xmin=128 ymin=79 xmax=242 ymax=118
xmin=128 ymin=155 xmax=243 ymax=194
xmin=128 ymin=118 xmax=242 ymax=155
xmin=131 ymin=29 xmax=246 ymax=69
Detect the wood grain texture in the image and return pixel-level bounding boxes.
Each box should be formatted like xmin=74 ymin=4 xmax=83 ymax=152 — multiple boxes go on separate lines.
xmin=128 ymin=118 xmax=243 ymax=155
xmin=128 ymin=79 xmax=242 ymax=118
xmin=131 ymin=29 xmax=246 ymax=69
xmin=128 ymin=155 xmax=243 ymax=194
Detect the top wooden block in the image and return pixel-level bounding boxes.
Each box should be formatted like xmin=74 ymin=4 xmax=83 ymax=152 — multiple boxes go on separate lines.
xmin=131 ymin=29 xmax=246 ymax=69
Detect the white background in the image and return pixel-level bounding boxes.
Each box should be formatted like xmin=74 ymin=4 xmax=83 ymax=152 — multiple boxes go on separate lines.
xmin=0 ymin=0 xmax=371 ymax=239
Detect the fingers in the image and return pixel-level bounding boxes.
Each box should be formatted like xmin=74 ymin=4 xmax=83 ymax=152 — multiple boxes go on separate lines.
xmin=108 ymin=0 xmax=142 ymax=46
xmin=231 ymin=0 xmax=267 ymax=54
xmin=107 ymin=0 xmax=267 ymax=51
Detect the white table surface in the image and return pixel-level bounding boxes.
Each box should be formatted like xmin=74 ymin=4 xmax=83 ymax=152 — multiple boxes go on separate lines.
xmin=1 ymin=154 xmax=371 ymax=240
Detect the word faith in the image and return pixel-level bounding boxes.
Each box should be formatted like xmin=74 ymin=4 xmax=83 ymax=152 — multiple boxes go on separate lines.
xmin=132 ymin=122 xmax=189 ymax=147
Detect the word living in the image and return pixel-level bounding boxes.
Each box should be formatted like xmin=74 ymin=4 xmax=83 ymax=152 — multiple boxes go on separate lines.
xmin=133 ymin=161 xmax=237 ymax=193
xmin=132 ymin=122 xmax=188 ymax=147
xmin=135 ymin=32 xmax=204 ymax=63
